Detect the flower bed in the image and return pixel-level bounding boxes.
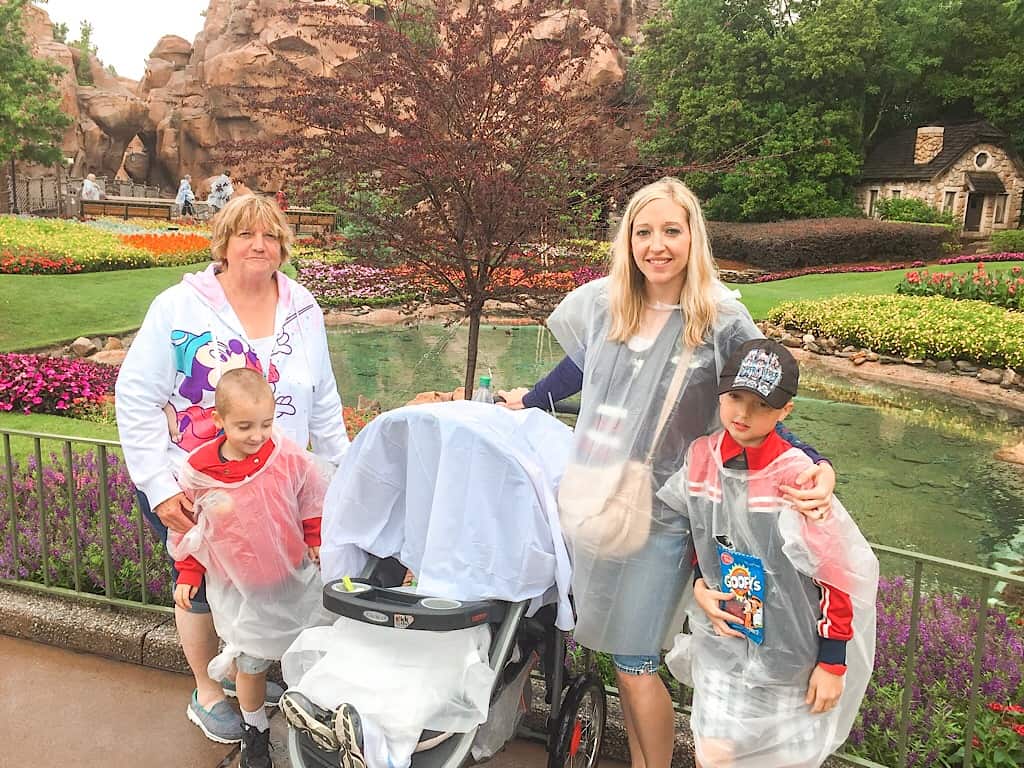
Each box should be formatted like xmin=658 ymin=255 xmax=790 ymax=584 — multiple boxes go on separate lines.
xmin=898 ymin=263 xmax=1024 ymax=311
xmin=0 ymin=450 xmax=171 ymax=604
xmin=938 ymin=252 xmax=1024 ymax=266
xmin=295 ymin=260 xmax=421 ymax=307
xmin=0 ymin=248 xmax=83 ymax=274
xmin=84 ymin=216 xmax=210 ymax=235
xmin=767 ymin=294 xmax=1024 ymax=368
xmin=0 ymin=354 xmax=117 ymax=415
xmin=119 ymin=232 xmax=210 ymax=263
xmin=0 ymin=216 xmax=210 ymax=273
xmin=846 ymin=577 xmax=1024 ymax=767
xmin=752 ymin=263 xmax=914 ymax=283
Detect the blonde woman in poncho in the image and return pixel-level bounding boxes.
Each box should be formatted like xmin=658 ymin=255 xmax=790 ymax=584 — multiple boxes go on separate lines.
xmin=546 ymin=177 xmax=838 ymax=768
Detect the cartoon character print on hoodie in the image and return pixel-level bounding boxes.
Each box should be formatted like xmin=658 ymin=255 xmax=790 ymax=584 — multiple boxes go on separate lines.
xmin=168 ymin=329 xmax=283 ymax=452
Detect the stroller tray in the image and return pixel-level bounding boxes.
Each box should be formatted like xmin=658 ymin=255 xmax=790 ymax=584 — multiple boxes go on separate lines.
xmin=323 ymin=579 xmax=507 ymax=631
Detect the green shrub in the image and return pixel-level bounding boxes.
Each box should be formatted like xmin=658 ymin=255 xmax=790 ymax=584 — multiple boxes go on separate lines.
xmin=875 ymin=197 xmax=955 ymax=226
xmin=708 ymin=218 xmax=958 ymax=269
xmin=767 ymin=294 xmax=1024 ymax=368
xmin=991 ymin=229 xmax=1024 ymax=252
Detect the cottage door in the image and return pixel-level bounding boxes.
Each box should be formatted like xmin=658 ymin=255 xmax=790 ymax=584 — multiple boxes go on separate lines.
xmin=964 ymin=193 xmax=984 ymax=232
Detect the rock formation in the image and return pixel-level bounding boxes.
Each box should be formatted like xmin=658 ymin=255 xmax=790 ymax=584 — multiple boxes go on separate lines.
xmin=21 ymin=0 xmax=661 ymax=193
xmin=21 ymin=4 xmax=149 ymax=182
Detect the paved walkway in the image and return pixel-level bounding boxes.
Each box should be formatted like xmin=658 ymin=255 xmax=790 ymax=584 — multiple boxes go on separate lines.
xmin=0 ymin=635 xmax=559 ymax=768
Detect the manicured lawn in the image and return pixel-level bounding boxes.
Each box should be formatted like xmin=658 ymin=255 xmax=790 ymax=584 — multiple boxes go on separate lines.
xmin=728 ymin=260 xmax=1024 ymax=319
xmin=0 ymin=264 xmax=199 ymax=352
xmin=0 ymin=413 xmax=120 ymax=464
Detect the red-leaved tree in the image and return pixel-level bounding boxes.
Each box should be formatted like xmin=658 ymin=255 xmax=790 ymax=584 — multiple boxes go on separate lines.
xmin=239 ymin=0 xmax=629 ymax=394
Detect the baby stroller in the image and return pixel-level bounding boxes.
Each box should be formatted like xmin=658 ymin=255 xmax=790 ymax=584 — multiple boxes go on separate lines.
xmin=285 ymin=402 xmax=607 ymax=768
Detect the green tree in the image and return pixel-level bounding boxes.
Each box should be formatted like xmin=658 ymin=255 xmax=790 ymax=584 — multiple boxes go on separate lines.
xmin=928 ymin=0 xmax=1024 ymax=148
xmin=635 ymin=0 xmax=876 ymax=221
xmin=51 ymin=20 xmax=68 ymax=42
xmin=0 ymin=0 xmax=70 ymax=168
xmin=70 ymin=20 xmax=96 ymax=86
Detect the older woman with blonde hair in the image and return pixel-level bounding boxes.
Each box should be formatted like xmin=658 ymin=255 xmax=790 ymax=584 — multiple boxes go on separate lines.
xmin=504 ymin=177 xmax=836 ymax=768
xmin=115 ymin=193 xmax=349 ymax=746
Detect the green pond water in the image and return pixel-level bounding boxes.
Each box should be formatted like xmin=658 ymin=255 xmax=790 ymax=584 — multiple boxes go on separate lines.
xmin=327 ymin=325 xmax=1024 ymax=580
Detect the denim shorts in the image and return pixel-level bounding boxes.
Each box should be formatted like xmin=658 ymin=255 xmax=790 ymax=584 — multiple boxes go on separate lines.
xmin=612 ymin=653 xmax=660 ymax=675
xmin=137 ymin=490 xmax=210 ymax=613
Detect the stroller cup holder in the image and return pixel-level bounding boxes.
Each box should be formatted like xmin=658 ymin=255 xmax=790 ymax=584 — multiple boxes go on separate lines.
xmin=323 ymin=578 xmax=508 ymax=631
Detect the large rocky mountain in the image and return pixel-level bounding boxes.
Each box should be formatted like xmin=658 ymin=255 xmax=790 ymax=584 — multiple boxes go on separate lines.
xmin=24 ymin=0 xmax=659 ymax=195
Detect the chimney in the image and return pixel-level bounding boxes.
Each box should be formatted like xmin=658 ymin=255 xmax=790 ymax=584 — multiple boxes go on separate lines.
xmin=914 ymin=126 xmax=944 ymax=165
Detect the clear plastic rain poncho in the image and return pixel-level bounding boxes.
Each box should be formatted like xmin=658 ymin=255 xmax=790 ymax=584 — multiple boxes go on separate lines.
xmin=169 ymin=433 xmax=332 ymax=679
xmin=657 ymin=433 xmax=879 ymax=768
xmin=319 ymin=400 xmax=575 ymax=628
xmin=546 ymin=276 xmax=761 ymax=654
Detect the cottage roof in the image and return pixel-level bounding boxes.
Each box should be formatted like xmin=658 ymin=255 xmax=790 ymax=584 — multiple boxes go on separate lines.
xmin=860 ymin=120 xmax=1011 ymax=182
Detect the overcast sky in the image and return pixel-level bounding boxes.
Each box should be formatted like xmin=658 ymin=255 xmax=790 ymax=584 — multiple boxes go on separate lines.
xmin=35 ymin=0 xmax=210 ymax=80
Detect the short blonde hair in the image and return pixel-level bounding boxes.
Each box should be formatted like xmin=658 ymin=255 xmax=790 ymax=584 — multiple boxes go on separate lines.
xmin=607 ymin=177 xmax=719 ymax=349
xmin=214 ymin=367 xmax=274 ymax=414
xmin=210 ymin=194 xmax=293 ymax=266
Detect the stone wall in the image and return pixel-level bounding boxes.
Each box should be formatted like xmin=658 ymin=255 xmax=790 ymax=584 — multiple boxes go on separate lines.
xmin=854 ymin=142 xmax=1024 ymax=236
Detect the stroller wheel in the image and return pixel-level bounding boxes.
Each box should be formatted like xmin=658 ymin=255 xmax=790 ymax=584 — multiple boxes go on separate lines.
xmin=549 ymin=673 xmax=606 ymax=768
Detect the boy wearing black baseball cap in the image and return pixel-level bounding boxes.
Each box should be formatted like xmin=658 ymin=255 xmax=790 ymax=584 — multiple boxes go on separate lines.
xmin=657 ymin=339 xmax=878 ymax=768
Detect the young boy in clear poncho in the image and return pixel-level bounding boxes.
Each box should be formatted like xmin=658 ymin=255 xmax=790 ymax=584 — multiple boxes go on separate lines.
xmin=657 ymin=339 xmax=879 ymax=768
xmin=168 ymin=368 xmax=331 ymax=768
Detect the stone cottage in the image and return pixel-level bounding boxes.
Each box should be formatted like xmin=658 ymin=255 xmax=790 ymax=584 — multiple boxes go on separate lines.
xmin=856 ymin=121 xmax=1023 ymax=237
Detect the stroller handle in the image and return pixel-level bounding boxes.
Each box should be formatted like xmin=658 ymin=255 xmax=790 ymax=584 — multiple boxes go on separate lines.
xmin=323 ymin=578 xmax=508 ymax=631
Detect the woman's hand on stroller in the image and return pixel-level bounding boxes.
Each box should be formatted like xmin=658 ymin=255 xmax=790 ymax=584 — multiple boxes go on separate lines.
xmin=497 ymin=387 xmax=528 ymax=410
xmin=174 ymin=583 xmax=198 ymax=611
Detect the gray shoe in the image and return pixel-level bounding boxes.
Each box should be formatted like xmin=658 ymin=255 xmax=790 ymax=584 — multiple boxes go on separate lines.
xmin=280 ymin=690 xmax=340 ymax=752
xmin=186 ymin=690 xmax=243 ymax=744
xmin=222 ymin=677 xmax=284 ymax=708
xmin=335 ymin=703 xmax=366 ymax=768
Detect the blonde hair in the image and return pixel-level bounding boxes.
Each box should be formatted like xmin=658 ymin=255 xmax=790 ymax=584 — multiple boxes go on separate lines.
xmin=214 ymin=368 xmax=274 ymax=414
xmin=607 ymin=177 xmax=718 ymax=348
xmin=210 ymin=194 xmax=293 ymax=266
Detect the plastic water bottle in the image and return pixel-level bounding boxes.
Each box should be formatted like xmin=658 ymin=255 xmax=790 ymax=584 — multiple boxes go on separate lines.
xmin=472 ymin=375 xmax=494 ymax=404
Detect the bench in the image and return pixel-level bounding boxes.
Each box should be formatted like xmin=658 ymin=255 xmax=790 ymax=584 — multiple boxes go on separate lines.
xmin=285 ymin=209 xmax=337 ymax=233
xmin=81 ymin=198 xmax=175 ymax=220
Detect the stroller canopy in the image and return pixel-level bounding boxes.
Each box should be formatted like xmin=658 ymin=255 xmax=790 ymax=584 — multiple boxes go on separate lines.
xmin=320 ymin=401 xmax=575 ymax=629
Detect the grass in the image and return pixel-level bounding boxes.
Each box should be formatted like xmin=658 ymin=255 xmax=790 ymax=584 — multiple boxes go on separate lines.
xmin=0 ymin=413 xmax=120 ymax=465
xmin=2 ymin=259 xmax=1021 ymax=351
xmin=727 ymin=260 xmax=1024 ymax=319
xmin=0 ymin=264 xmax=199 ymax=352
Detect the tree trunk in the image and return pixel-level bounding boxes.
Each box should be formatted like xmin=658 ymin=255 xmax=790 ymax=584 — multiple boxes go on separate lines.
xmin=9 ymin=157 xmax=19 ymax=214
xmin=464 ymin=307 xmax=481 ymax=398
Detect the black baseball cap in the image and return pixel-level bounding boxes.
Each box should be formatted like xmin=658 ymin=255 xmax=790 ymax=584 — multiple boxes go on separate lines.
xmin=718 ymin=338 xmax=799 ymax=409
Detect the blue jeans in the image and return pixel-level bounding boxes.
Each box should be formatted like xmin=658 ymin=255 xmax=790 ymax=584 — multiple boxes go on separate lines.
xmin=612 ymin=654 xmax=660 ymax=675
xmin=138 ymin=490 xmax=210 ymax=613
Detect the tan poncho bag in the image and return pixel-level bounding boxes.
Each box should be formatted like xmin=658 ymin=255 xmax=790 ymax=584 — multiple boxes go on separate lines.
xmin=558 ymin=343 xmax=694 ymax=557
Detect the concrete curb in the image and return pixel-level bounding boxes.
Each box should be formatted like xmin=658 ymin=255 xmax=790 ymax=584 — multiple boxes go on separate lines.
xmin=1 ymin=583 xmax=845 ymax=768
xmin=0 ymin=583 xmax=188 ymax=673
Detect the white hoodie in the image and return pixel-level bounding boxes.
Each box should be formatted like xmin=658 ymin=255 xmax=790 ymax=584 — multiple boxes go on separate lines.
xmin=115 ymin=264 xmax=349 ymax=508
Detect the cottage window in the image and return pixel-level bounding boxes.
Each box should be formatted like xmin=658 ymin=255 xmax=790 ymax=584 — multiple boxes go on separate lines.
xmin=994 ymin=194 xmax=1009 ymax=224
xmin=890 ymin=188 xmax=902 ymax=199
xmin=974 ymin=152 xmax=990 ymax=168
xmin=943 ymin=190 xmax=957 ymax=213
xmin=868 ymin=189 xmax=879 ymax=216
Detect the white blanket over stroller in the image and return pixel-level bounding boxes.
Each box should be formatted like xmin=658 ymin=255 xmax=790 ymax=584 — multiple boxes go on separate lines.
xmin=319 ymin=401 xmax=575 ymax=629
xmin=284 ymin=401 xmax=575 ymax=768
